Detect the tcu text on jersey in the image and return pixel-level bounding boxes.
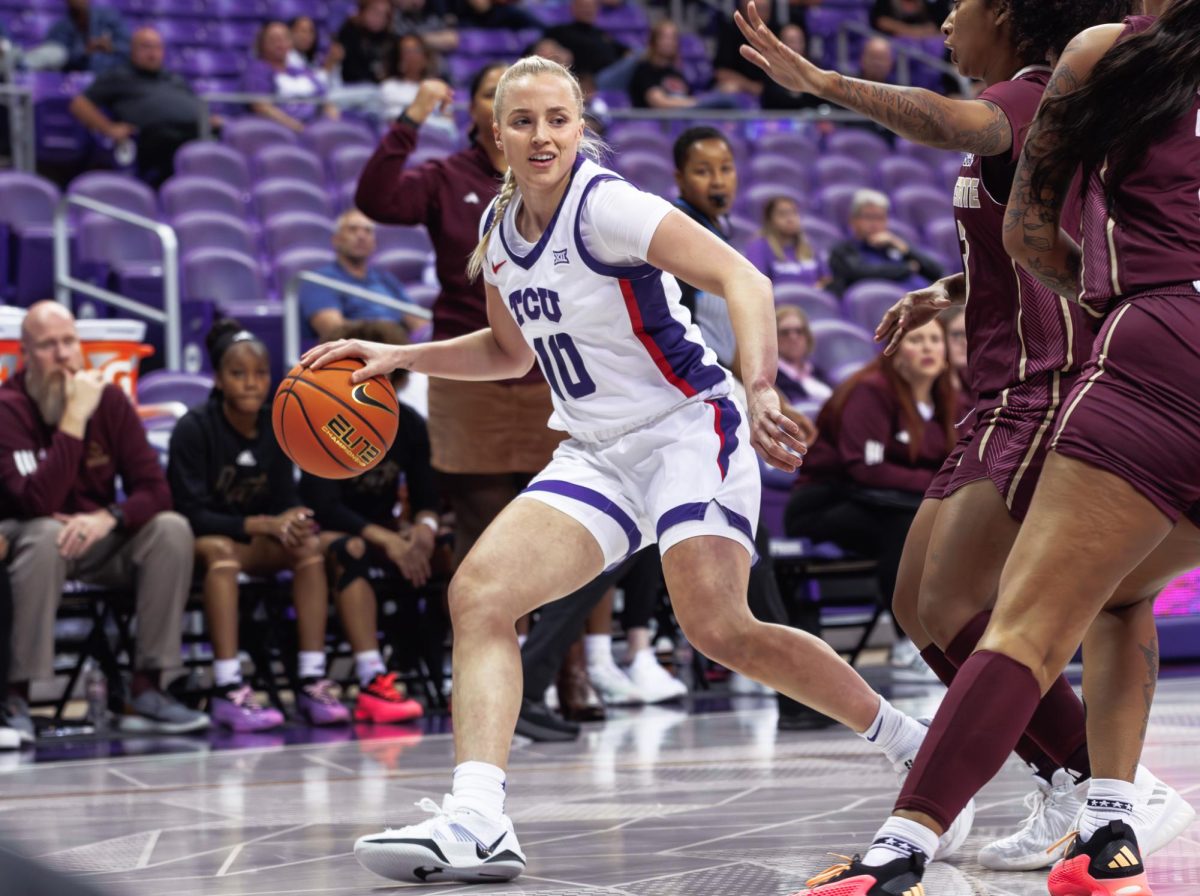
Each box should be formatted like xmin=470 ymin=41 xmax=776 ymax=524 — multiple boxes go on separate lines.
xmin=507 ymin=287 xmax=563 ymax=325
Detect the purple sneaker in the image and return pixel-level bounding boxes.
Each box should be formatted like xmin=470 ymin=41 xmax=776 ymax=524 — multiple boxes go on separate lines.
xmin=296 ymin=678 xmax=351 ymax=726
xmin=210 ymin=685 xmax=285 ymax=732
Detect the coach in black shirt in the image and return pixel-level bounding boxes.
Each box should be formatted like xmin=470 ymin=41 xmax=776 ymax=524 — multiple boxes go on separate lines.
xmin=69 ymin=27 xmax=209 ymax=185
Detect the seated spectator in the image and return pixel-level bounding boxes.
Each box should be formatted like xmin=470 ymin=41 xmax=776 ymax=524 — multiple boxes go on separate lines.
xmin=526 ymin=36 xmax=573 ymax=69
xmin=380 ymin=34 xmax=444 ymax=123
xmin=774 ymin=305 xmax=832 ymax=403
xmin=0 ymin=302 xmax=207 ymax=740
xmin=859 ymin=34 xmax=897 ymax=83
xmin=714 ymin=0 xmax=774 ymax=98
xmin=69 ymin=27 xmax=211 ymax=187
xmin=829 ymin=188 xmax=942 ymax=295
xmin=760 ymin=24 xmax=824 ymax=110
xmin=167 ymin=320 xmax=345 ymax=732
xmin=786 ymin=317 xmax=960 ymax=614
xmin=940 ymin=304 xmax=972 ymax=405
xmin=243 ymin=20 xmax=339 ymax=133
xmin=289 ymin=15 xmax=342 ymax=87
xmin=744 ymin=196 xmax=829 ymax=288
xmin=870 ymin=0 xmax=950 ymax=39
xmin=543 ymin=0 xmax=627 ymax=90
xmin=299 ymin=319 xmax=436 ymax=722
xmin=41 ymin=0 xmax=129 ymax=73
xmin=299 ymin=209 xmax=416 ymax=340
xmin=391 ymin=0 xmax=458 ymax=54
xmin=336 ymin=0 xmax=397 ymax=85
xmin=629 ymin=21 xmax=697 ymax=109
xmin=455 ymin=0 xmax=542 ymax=32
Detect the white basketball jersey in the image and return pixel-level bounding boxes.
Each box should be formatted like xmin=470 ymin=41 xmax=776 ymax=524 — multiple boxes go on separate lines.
xmin=484 ymin=157 xmax=730 ymax=438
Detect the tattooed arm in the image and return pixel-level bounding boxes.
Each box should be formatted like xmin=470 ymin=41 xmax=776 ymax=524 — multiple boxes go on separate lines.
xmin=735 ymin=1 xmax=1011 ymax=155
xmin=1002 ymin=25 xmax=1124 ymax=302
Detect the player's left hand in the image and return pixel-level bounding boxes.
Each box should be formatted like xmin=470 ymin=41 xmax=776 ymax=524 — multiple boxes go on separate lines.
xmin=749 ymin=385 xmax=807 ymax=472
xmin=55 ymin=509 xmax=117 ymax=560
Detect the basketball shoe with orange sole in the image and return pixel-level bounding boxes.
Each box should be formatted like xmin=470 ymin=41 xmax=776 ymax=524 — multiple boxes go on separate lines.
xmin=795 ymin=852 xmax=927 ymax=895
xmin=1047 ymin=820 xmax=1154 ymax=896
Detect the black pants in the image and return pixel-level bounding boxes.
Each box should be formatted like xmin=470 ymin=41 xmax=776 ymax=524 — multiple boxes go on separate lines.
xmin=0 ymin=563 xmax=11 ymax=696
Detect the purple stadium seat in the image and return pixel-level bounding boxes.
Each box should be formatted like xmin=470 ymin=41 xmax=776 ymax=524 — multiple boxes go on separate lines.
xmin=253 ymin=178 xmax=334 ymax=220
xmin=0 ymin=172 xmax=61 ymax=304
xmin=939 ymin=155 xmax=964 ymax=192
xmin=597 ymin=3 xmax=646 ymax=30
xmin=335 ymin=180 xmax=360 ymax=213
xmin=879 ymin=156 xmax=938 ymax=194
xmin=404 ymin=283 xmax=437 ymax=310
xmin=136 ymin=369 xmax=214 ymax=409
xmin=78 ymin=213 xmax=161 ymax=267
xmin=161 ymin=175 xmax=247 ymax=219
xmin=176 ymin=47 xmax=242 ymax=79
xmin=612 ymin=151 xmax=675 ymax=198
xmin=223 ymin=118 xmax=299 ymax=158
xmin=772 ymin=283 xmax=842 ymax=323
xmin=809 ymin=320 xmax=879 ymax=381
xmin=747 ymin=153 xmax=803 ymax=189
xmin=741 ymin=182 xmax=808 ymax=224
xmin=756 ymin=130 xmax=820 ymax=160
xmin=456 ymin=28 xmax=521 ymax=55
xmin=155 ymin=20 xmax=210 ymax=50
xmin=67 ymin=172 xmax=157 ymax=220
xmin=303 ymin=119 xmax=377 ymax=159
xmin=678 ymin=32 xmax=708 ymax=61
xmin=811 ymin=154 xmax=871 ymax=191
xmin=826 ymin=129 xmax=892 ymax=170
xmin=445 ymin=55 xmax=483 ymax=88
xmin=896 ymin=138 xmax=961 ymax=173
xmin=842 ymin=280 xmax=907 ymax=332
xmin=611 ymin=130 xmax=673 ymax=158
xmin=263 ymin=211 xmax=334 ymax=258
xmin=892 ymin=183 xmax=952 ymax=236
xmin=253 ymin=144 xmax=325 ymax=184
xmin=210 ymin=21 xmax=260 ymax=49
xmin=173 ymin=211 xmax=257 ymax=257
xmin=274 ymin=246 xmax=336 ymax=294
xmin=373 ymin=248 xmax=429 ymax=285
xmin=925 ymin=217 xmax=962 ymax=271
xmin=375 ymin=224 xmax=433 ymax=255
xmin=800 ymin=216 xmax=845 ymax=257
xmin=174 ymin=141 xmax=252 ymax=191
xmin=206 ymin=0 xmax=267 ymax=20
xmin=183 ymin=248 xmax=265 ymax=303
xmin=328 ymin=144 xmax=373 ymax=186
xmin=728 ymin=214 xmax=757 ymax=249
xmin=814 ymin=183 xmax=861 ymax=229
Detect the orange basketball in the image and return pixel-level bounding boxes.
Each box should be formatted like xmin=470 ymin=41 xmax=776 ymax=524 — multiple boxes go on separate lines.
xmin=272 ymin=360 xmax=399 ymax=480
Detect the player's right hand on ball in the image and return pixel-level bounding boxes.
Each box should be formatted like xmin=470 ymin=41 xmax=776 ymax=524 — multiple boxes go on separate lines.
xmin=301 ymin=338 xmax=410 ymax=383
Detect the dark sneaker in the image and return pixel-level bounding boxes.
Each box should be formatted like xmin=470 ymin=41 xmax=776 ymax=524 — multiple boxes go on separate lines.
xmin=1047 ymin=820 xmax=1153 ymax=896
xmin=119 ymin=689 xmax=211 ymax=734
xmin=2 ymin=695 xmax=35 ymax=744
xmin=797 ymin=852 xmax=926 ymax=895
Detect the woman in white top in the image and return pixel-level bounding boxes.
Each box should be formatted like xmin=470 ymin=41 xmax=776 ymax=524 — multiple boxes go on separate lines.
xmin=305 ymin=55 xmax=969 ymax=885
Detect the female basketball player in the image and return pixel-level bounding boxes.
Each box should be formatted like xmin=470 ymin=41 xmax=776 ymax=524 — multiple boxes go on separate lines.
xmin=798 ymin=2 xmax=1200 ymax=892
xmin=304 ymin=56 xmax=972 ymax=885
xmin=739 ymin=0 xmax=1194 ymax=871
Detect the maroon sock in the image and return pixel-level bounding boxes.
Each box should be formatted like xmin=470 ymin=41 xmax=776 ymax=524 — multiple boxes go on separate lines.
xmin=945 ymin=611 xmax=1091 ymax=780
xmin=897 ymin=650 xmax=1041 ymax=829
xmin=919 ymin=643 xmax=958 ymax=687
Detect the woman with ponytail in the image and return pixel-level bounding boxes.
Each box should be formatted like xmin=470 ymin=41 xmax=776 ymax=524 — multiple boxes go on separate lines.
xmin=307 ymin=54 xmax=968 ymax=885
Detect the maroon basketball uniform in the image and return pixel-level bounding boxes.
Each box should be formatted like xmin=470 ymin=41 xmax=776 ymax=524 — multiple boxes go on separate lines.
xmin=1050 ymin=16 xmax=1200 ymax=520
xmin=931 ymin=68 xmax=1095 ymax=518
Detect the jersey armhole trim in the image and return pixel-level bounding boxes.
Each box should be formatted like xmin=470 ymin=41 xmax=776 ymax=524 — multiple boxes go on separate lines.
xmin=573 ymin=173 xmax=658 ymax=279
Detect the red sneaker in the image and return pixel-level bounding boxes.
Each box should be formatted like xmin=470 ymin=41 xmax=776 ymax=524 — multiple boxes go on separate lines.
xmin=1047 ymin=820 xmax=1154 ymax=896
xmin=355 ymin=672 xmax=424 ymax=723
xmin=796 ymin=852 xmax=925 ymax=895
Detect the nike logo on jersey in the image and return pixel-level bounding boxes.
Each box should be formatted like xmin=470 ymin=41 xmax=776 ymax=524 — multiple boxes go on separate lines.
xmin=351 ymin=382 xmax=395 ymax=415
xmin=492 ymin=260 xmax=507 ymax=274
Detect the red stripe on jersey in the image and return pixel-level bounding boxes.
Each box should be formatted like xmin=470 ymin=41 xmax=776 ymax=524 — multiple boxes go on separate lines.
xmin=618 ymin=277 xmax=697 ymax=397
xmin=707 ymin=399 xmax=728 ymax=479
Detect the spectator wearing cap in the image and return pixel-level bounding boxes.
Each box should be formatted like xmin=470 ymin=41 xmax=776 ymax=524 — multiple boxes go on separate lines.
xmin=242 ymin=20 xmax=340 ymax=133
xmin=828 ymin=189 xmax=942 ymax=295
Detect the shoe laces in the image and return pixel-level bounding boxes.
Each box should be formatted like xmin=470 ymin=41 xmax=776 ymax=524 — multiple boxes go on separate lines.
xmin=225 ymin=685 xmax=262 ymax=711
xmin=804 ymin=853 xmax=857 ymax=888
xmin=1048 ymin=830 xmax=1078 ymax=856
xmin=303 ymin=679 xmax=339 ymax=704
xmin=366 ymin=672 xmax=403 ymax=701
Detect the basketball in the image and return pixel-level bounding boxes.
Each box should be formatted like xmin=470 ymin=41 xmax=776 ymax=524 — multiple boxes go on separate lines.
xmin=272 ymin=360 xmax=399 ymax=480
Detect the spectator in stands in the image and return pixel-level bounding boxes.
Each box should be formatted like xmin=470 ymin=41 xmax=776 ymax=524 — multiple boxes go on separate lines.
xmin=760 ymin=24 xmax=823 ymax=110
xmin=0 ymin=302 xmax=207 ymax=740
xmin=300 ymin=319 xmax=434 ymax=723
xmin=828 ymin=188 xmax=942 ymax=295
xmin=167 ymin=320 xmax=346 ymax=732
xmin=859 ymin=34 xmax=897 ymax=83
xmin=68 ymin=27 xmax=208 ymax=187
xmin=455 ymin=0 xmax=542 ymax=32
xmin=526 ymin=36 xmax=574 ymax=70
xmin=355 ymin=65 xmax=564 ymax=568
xmin=380 ymin=34 xmax=445 ymax=123
xmin=940 ymin=304 xmax=971 ymax=404
xmin=714 ymin=0 xmax=774 ymax=98
xmin=336 ymin=0 xmax=397 ymax=85
xmin=744 ymin=196 xmax=829 ymax=288
xmin=243 ymin=20 xmax=339 ymax=133
xmin=299 ymin=209 xmax=415 ymax=341
xmin=392 ymin=0 xmax=458 ymax=53
xmin=629 ymin=20 xmax=743 ymax=110
xmin=870 ymin=0 xmax=950 ymax=39
xmin=289 ymin=15 xmax=343 ymax=87
xmin=786 ymin=317 xmax=960 ymax=617
xmin=543 ymin=0 xmax=627 ymax=89
xmin=41 ymin=0 xmax=129 ymax=73
xmin=774 ymin=305 xmax=832 ymax=403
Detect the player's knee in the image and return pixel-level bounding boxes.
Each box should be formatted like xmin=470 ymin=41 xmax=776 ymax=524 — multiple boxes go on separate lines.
xmin=197 ymin=535 xmax=239 ymax=571
xmin=678 ymin=611 xmax=754 ymax=672
xmin=345 ymin=536 xmax=366 ymax=560
xmin=290 ymin=536 xmax=323 ymax=565
xmin=18 ymin=517 xmax=65 ymax=560
xmin=143 ymin=511 xmax=194 ymax=555
xmin=447 ymin=569 xmax=508 ymax=628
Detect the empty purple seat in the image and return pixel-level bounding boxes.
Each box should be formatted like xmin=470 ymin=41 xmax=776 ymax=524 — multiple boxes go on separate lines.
xmin=154 ymin=20 xmax=210 ymax=49
xmin=210 ymin=21 xmax=260 ymax=49
xmin=896 ymin=139 xmax=960 ymax=173
xmin=0 ymin=172 xmax=61 ymax=304
xmin=223 ymin=118 xmax=299 ymax=158
xmin=878 ymin=156 xmax=938 ymax=194
xmin=253 ymin=144 xmax=325 ymax=184
xmin=809 ymin=320 xmax=878 ymax=381
xmin=939 ymin=155 xmax=963 ymax=192
xmin=613 ymin=150 xmax=675 ymax=197
xmin=800 ymin=216 xmax=845 ymax=258
xmin=741 ymin=182 xmax=807 ymax=224
xmin=456 ymin=28 xmax=520 ymax=54
xmin=747 ymin=153 xmax=802 ymax=188
xmin=728 ymin=214 xmax=757 ymax=250
xmin=772 ymin=283 xmax=841 ymax=323
xmin=161 ymin=175 xmax=247 ymax=219
xmin=335 ymin=180 xmax=360 ymax=213
xmin=814 ymin=183 xmax=861 ymax=228
xmin=597 ymin=3 xmax=646 ymax=30
xmin=274 ymin=246 xmax=335 ymax=293
xmin=375 ymin=224 xmax=433 ymax=255
xmin=67 ymin=172 xmax=157 ymax=220
xmin=842 ymin=280 xmax=907 ymax=332
xmin=611 ymin=129 xmax=672 ymax=158
xmin=183 ymin=248 xmax=265 ymax=302
xmin=812 ymin=154 xmax=871 ymax=191
xmin=826 ymin=129 xmax=892 ymax=170
xmin=892 ymin=183 xmax=951 ymax=235
xmin=303 ymin=118 xmax=377 ymax=159
xmin=263 ymin=211 xmax=334 ymax=258
xmin=404 ymin=282 xmax=437 ymax=310
xmin=253 ymin=178 xmax=333 ymax=220
xmin=925 ymin=217 xmax=962 ymax=271
xmin=328 ymin=144 xmax=373 ymax=186
xmin=79 ymin=213 xmax=162 ymax=267
xmin=206 ymin=0 xmax=267 ymax=20
xmin=174 ymin=141 xmax=252 ymax=191
xmin=177 ymin=47 xmax=242 ymax=79
xmin=136 ymin=369 xmax=214 ymax=409
xmin=173 ymin=211 xmax=257 ymax=257
xmin=756 ymin=130 xmax=820 ymax=159
xmin=373 ymin=248 xmax=429 ymax=285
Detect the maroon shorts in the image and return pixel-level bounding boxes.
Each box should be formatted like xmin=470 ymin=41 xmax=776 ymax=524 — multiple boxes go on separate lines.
xmin=1052 ymin=288 xmax=1200 ymax=522
xmin=925 ymin=409 xmax=974 ymax=502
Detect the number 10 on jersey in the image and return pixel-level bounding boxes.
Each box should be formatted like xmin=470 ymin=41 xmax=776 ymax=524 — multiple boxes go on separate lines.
xmin=532 ymin=334 xmax=597 ymax=399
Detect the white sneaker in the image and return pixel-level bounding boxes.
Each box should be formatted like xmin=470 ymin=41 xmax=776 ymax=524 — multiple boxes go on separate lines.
xmin=627 ymin=652 xmax=687 ymax=703
xmin=978 ymin=768 xmax=1085 ymax=870
xmin=890 ymin=638 xmax=941 ymax=684
xmin=0 ymin=726 xmax=19 ymax=750
xmin=1130 ymin=765 xmax=1196 ymax=857
xmin=587 ymin=660 xmax=644 ymax=706
xmin=355 ymin=795 xmax=525 ymax=883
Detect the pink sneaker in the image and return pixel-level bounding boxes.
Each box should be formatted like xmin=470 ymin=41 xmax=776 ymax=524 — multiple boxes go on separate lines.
xmin=355 ymin=672 xmax=424 ymax=723
xmin=296 ymin=678 xmax=351 ymax=726
xmin=210 ymin=684 xmax=285 ymax=732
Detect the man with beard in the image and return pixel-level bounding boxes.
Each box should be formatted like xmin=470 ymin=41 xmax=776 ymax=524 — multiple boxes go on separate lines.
xmin=0 ymin=302 xmax=207 ymax=740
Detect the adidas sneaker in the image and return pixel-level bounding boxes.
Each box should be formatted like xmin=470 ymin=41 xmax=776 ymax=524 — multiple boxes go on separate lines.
xmin=797 ymin=851 xmax=927 ymax=895
xmin=1046 ymin=819 xmax=1152 ymax=896
xmin=1131 ymin=764 xmax=1196 ymax=858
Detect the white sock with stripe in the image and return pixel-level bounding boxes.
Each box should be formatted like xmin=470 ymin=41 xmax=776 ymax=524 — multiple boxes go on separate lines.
xmin=1079 ymin=778 xmax=1137 ymax=841
xmin=858 ymin=697 xmax=926 ymax=772
xmin=862 ymin=816 xmax=939 ymax=867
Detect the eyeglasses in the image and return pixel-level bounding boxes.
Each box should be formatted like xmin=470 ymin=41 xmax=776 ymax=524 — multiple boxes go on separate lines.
xmin=778 ymin=327 xmax=809 ymax=337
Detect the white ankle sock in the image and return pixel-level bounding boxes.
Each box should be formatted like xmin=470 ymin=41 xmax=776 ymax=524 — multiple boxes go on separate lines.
xmin=452 ymin=760 xmax=507 ymax=821
xmin=629 ymin=648 xmax=657 ymax=669
xmin=584 ymin=634 xmax=613 ymax=669
xmin=862 ymin=816 xmax=939 ymax=867
xmin=1079 ymin=778 xmax=1137 ymax=840
xmin=298 ymin=651 xmax=326 ymax=680
xmin=859 ymin=697 xmax=926 ymax=771
xmin=355 ymin=650 xmax=386 ymax=686
xmin=213 ymin=658 xmax=242 ymax=688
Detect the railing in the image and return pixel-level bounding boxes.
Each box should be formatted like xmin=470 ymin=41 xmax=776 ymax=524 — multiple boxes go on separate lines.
xmin=836 ymin=19 xmax=971 ymax=96
xmin=283 ymin=270 xmax=432 ymax=367
xmin=196 ymin=90 xmax=334 ymax=140
xmin=53 ymin=194 xmax=183 ymax=370
xmin=0 ymin=41 xmax=35 ymax=172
